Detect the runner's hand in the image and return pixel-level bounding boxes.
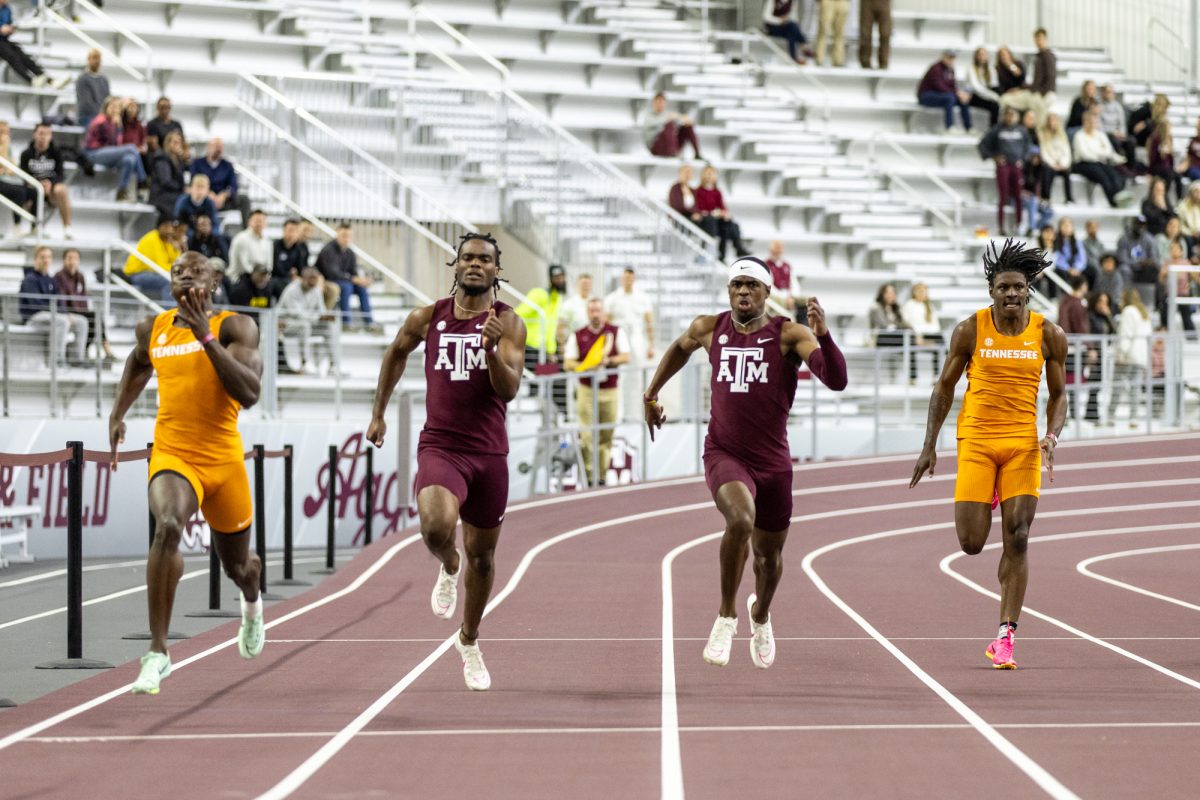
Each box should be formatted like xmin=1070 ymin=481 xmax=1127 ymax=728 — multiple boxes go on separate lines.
xmin=806 ymin=297 xmax=827 ymax=337
xmin=480 ymin=308 xmax=502 ymax=351
xmin=177 ymin=286 xmax=212 ymax=341
xmin=1040 ymin=436 xmax=1055 ymax=483
xmin=109 ymin=416 xmax=126 ymax=472
xmin=910 ymin=448 xmax=936 ymax=488
xmin=366 ymin=416 xmax=386 ymax=448
xmin=644 ymin=397 xmax=667 ymax=442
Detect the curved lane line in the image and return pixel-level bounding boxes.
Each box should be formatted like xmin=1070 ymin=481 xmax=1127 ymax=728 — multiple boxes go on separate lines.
xmin=1077 ymin=544 xmax=1200 ymax=613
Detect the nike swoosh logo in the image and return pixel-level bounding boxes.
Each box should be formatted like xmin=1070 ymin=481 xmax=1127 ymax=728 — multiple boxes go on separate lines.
xmin=756 ymin=337 xmax=774 ymax=344
xmin=475 ymin=324 xmax=485 ymax=330
xmin=236 ymin=515 xmax=253 ymax=529
xmin=1023 ymin=341 xmax=1036 ymax=346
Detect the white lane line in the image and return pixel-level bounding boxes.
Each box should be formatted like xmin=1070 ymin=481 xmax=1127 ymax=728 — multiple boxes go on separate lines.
xmin=0 ymin=534 xmax=423 ymax=754
xmin=267 ymin=635 xmax=1200 ymax=644
xmin=661 ymin=531 xmax=722 ymax=800
xmin=1077 ymin=544 xmax=1200 ymax=613
xmin=939 ymin=523 xmax=1200 ymax=691
xmin=0 ymin=559 xmax=165 ymax=589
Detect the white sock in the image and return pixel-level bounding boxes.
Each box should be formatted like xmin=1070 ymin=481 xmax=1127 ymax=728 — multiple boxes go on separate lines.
xmin=242 ymin=595 xmax=263 ymax=622
xmin=997 ymin=622 xmax=1014 ymax=640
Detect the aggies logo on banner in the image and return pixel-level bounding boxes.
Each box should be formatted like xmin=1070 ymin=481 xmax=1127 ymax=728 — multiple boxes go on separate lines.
xmin=433 ymin=333 xmax=487 ymax=381
xmin=715 ymin=347 xmax=769 ymax=393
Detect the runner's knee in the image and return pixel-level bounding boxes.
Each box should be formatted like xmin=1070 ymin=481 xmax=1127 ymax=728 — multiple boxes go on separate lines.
xmin=1004 ymin=522 xmax=1030 ymax=555
xmin=153 ymin=514 xmax=185 ymax=549
xmin=465 ymin=550 xmax=493 ymax=578
xmin=725 ymin=508 xmax=754 ymax=538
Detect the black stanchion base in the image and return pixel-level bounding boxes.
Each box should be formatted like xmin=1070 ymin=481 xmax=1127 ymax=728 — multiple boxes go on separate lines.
xmin=273 ymin=578 xmax=311 ymax=586
xmin=0 ymin=698 xmax=16 ymax=708
xmin=121 ymin=631 xmax=190 ymax=640
xmin=35 ymin=658 xmax=114 ymax=670
xmin=261 ymin=592 xmax=285 ymax=601
xmin=184 ymin=609 xmax=240 ymax=618
xmin=310 ymin=568 xmax=336 ymax=575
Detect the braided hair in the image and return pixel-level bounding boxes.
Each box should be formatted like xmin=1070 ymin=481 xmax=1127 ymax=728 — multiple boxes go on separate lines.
xmin=982 ymin=238 xmax=1052 ymax=290
xmin=447 ymin=232 xmax=504 ymax=298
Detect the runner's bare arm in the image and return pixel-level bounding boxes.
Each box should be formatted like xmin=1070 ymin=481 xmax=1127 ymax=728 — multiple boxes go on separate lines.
xmin=210 ymin=314 xmax=263 ymax=408
xmin=483 ymin=308 xmax=526 ymax=402
xmin=367 ymin=304 xmax=434 ymax=447
xmin=910 ymin=316 xmax=974 ymax=487
xmin=1041 ymin=322 xmax=1069 ymax=482
xmin=108 ymin=315 xmax=156 ymax=470
xmin=782 ymin=297 xmax=847 ymax=390
xmin=642 ymin=314 xmax=716 ymax=440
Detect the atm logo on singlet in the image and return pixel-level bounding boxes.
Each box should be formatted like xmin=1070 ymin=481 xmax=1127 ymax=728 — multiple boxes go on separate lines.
xmin=151 ymin=341 xmax=204 ymax=359
xmin=434 ymin=333 xmax=487 ymax=380
xmin=977 ymin=348 xmax=1039 ymax=360
xmin=716 ymin=347 xmax=768 ymax=392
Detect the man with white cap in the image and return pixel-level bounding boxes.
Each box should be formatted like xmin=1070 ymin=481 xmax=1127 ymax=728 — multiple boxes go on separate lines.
xmin=643 ymin=256 xmax=848 ymax=669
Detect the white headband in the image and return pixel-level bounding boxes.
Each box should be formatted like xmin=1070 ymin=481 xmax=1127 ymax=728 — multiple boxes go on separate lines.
xmin=728 ymin=257 xmax=772 ymax=291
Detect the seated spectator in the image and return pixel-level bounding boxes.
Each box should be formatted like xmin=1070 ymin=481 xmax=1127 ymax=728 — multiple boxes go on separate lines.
xmin=995 ymin=46 xmax=1037 ymax=116
xmin=277 ymin=266 xmax=334 ymax=374
xmin=642 ymin=93 xmax=701 ymax=160
xmin=978 ymin=106 xmax=1031 ymax=235
xmin=1128 ymin=93 xmax=1168 ymax=149
xmin=19 ymin=245 xmax=88 ymax=366
xmin=1072 ymin=110 xmax=1130 ymax=208
xmin=814 ymin=0 xmax=849 ymax=68
xmin=53 ymin=247 xmax=114 ymax=363
xmin=123 ymin=214 xmax=180 ymax=300
xmin=667 ymin=163 xmax=697 ymax=220
xmin=899 ymin=282 xmax=943 ymax=383
xmin=1034 ymin=224 xmax=1057 ymax=295
xmin=120 ymin=98 xmax=146 ymax=155
xmin=1163 ymin=239 xmax=1196 ymax=332
xmin=917 ymin=50 xmax=972 ymax=134
xmin=1037 ymin=112 xmax=1073 ymax=204
xmin=1147 ymin=117 xmax=1184 ymax=204
xmin=19 ymin=122 xmax=72 ymax=239
xmin=1092 ymin=253 xmax=1125 ymax=311
xmin=1097 ymin=83 xmax=1138 ymax=169
xmin=1109 ymin=288 xmax=1152 ymax=424
xmin=1065 ymin=80 xmax=1097 ymax=137
xmin=146 ymin=96 xmax=183 ymax=152
xmin=1082 ymin=218 xmax=1104 ymax=272
xmin=228 ymin=208 xmax=271 ymax=282
xmin=1175 ymin=181 xmax=1200 ymax=241
xmin=316 ymin=222 xmax=376 ymax=329
xmin=1117 ymin=215 xmax=1159 ymax=294
xmin=1053 ymin=217 xmax=1090 ymax=286
xmin=1182 ymin=117 xmax=1200 ymax=181
xmin=174 ymin=174 xmax=219 ymax=235
xmin=1028 ymin=28 xmax=1057 ymax=121
xmin=228 ymin=263 xmax=281 ymax=314
xmin=75 ymin=49 xmax=109 ymax=131
xmin=273 ymin=217 xmax=309 ymax=280
xmin=148 ymin=130 xmax=187 ymax=217
xmin=1088 ymin=287 xmax=1117 ymax=339
xmin=1020 ymin=109 xmax=1040 ymax=147
xmin=762 ymin=0 xmax=809 ymax=64
xmin=191 ymin=137 xmax=251 ymax=227
xmin=964 ymin=47 xmax=1000 ymax=128
xmin=187 ymin=214 xmax=229 ymax=262
xmin=693 ymin=164 xmax=750 ymax=261
xmin=1141 ymin=178 xmax=1176 ymax=236
xmin=1155 ymin=215 xmax=1185 ymax=264
xmin=0 ymin=1 xmax=63 ymax=89
xmin=84 ymin=97 xmax=146 ymax=202
xmin=766 ymin=239 xmax=801 ymax=314
xmin=1057 ymin=273 xmax=1091 ymax=419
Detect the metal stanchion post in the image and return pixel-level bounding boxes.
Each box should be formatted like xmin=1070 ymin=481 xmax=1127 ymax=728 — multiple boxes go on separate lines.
xmin=254 ymin=445 xmax=283 ymax=600
xmin=276 ymin=444 xmax=309 ymax=586
xmin=312 ymin=445 xmax=337 ymax=574
xmin=364 ymin=446 xmax=374 ymax=546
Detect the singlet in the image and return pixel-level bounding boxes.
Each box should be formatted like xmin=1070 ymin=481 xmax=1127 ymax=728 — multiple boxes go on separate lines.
xmin=420 ymin=297 xmax=513 ymax=456
xmin=705 ymin=312 xmax=798 ymax=472
xmin=957 ymin=307 xmax=1045 ymax=440
xmin=148 ymin=309 xmax=244 ymax=464
xmin=574 ymin=322 xmax=621 ymax=390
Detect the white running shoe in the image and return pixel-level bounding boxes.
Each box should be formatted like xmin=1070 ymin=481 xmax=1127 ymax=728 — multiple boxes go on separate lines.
xmin=131 ymin=651 xmax=171 ymax=695
xmin=703 ymin=615 xmax=738 ymax=666
xmin=431 ymin=550 xmax=461 ymax=619
xmin=454 ymin=635 xmax=491 ymax=691
xmin=238 ymin=598 xmax=265 ymax=660
xmin=747 ymin=594 xmax=775 ymax=669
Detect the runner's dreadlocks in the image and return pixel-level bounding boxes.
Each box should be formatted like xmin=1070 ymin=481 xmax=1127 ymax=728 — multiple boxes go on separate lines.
xmin=448 ymin=232 xmax=504 ymax=298
xmin=983 ymin=238 xmax=1052 ymax=289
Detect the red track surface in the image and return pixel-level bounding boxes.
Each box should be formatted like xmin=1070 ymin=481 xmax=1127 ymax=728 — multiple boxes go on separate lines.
xmin=1 ymin=434 xmax=1198 ymax=799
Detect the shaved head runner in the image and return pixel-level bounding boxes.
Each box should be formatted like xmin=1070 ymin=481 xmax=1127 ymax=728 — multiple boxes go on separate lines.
xmin=644 ymin=257 xmax=848 ymax=668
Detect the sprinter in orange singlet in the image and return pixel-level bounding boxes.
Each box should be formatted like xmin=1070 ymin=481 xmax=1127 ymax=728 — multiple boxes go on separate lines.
xmin=109 ymin=251 xmax=265 ymax=695
xmin=910 ymin=240 xmax=1067 ymax=669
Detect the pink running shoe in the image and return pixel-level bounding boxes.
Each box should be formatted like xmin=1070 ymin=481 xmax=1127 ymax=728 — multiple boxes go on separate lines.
xmin=985 ymin=632 xmax=1017 ymax=669
xmin=990 ymin=489 xmax=1000 ymax=511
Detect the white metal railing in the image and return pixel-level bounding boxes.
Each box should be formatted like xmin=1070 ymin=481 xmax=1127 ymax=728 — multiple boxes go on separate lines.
xmin=0 ymin=155 xmax=44 ymax=239
xmin=868 ymin=132 xmax=965 ymax=231
xmin=1147 ymin=16 xmax=1193 ymax=126
xmin=36 ymin=1 xmax=153 ymax=107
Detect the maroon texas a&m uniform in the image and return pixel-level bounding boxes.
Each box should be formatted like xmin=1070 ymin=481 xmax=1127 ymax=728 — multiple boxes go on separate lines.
xmin=573 ymin=322 xmax=622 ymax=389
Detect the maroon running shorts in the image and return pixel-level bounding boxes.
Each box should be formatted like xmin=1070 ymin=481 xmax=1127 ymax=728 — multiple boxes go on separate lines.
xmin=703 ymin=448 xmax=793 ymax=533
xmin=414 ymin=447 xmax=510 ymax=530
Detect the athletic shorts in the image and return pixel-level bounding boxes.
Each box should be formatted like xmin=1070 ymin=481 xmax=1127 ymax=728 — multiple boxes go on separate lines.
xmin=414 ymin=447 xmax=509 ymax=530
xmin=954 ymin=437 xmax=1041 ymax=504
xmin=703 ymin=447 xmax=793 ymax=533
xmin=148 ymin=450 xmax=253 ymax=533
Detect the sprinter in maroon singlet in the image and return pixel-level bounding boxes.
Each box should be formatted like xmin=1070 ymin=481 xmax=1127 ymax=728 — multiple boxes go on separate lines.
xmin=644 ymin=257 xmax=848 ymax=669
xmin=367 ymin=233 xmax=525 ymax=691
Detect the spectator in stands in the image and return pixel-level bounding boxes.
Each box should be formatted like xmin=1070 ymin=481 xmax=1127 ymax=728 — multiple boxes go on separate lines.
xmin=1057 ymin=273 xmax=1090 ymax=418
xmin=228 ymin=263 xmax=280 ymax=314
xmin=1066 ymin=80 xmax=1097 ymax=137
xmin=272 ymin=217 xmax=308 ymax=281
xmin=563 ymin=296 xmax=630 ymax=486
xmin=1128 ymin=93 xmax=1168 ymax=150
xmin=995 ymin=46 xmax=1035 ymax=115
xmin=1175 ymin=181 xmax=1200 ymax=241
xmin=19 ymin=245 xmax=88 ymax=366
xmin=1033 ymin=224 xmax=1058 ymax=296
xmin=515 ymin=263 xmax=566 ymax=368
xmin=277 ymin=266 xmax=334 ymax=375
xmin=1182 ymin=117 xmax=1200 ymax=180
xmin=316 ymin=222 xmax=375 ymax=329
xmin=120 ymin=98 xmax=146 ymax=156
xmin=869 ymin=283 xmax=911 ymax=380
xmin=1028 ymin=28 xmax=1057 ymax=121
xmin=1098 ymin=83 xmax=1138 ymax=168
xmin=75 ymin=49 xmax=108 ymax=131
xmin=19 ymin=122 xmax=72 ymax=239
xmin=917 ymin=51 xmax=972 ymax=134
xmin=146 ymin=96 xmax=183 ymax=152
xmin=978 ymin=106 xmax=1030 ymax=235
xmin=1083 ymin=218 xmax=1105 ymax=271
xmin=964 ymin=47 xmax=1000 ymax=128
xmin=1020 ymin=109 xmax=1039 ymax=147
xmin=0 ymin=0 xmax=61 ymax=88
xmin=766 ymin=239 xmax=800 ymax=314
xmin=1021 ymin=148 xmax=1053 ymax=237
xmin=814 ymin=0 xmax=850 ymax=68
xmin=557 ymin=271 xmax=592 ymax=343
xmin=1163 ymin=239 xmax=1196 ymax=332
xmin=694 ymin=164 xmax=750 ymax=260
xmin=1053 ymin=217 xmax=1090 ymax=286
xmin=1147 ymin=116 xmax=1184 ymax=204
xmin=191 ymin=137 xmax=251 ymax=227
xmin=1156 ymin=215 xmax=1185 ymax=264
xmin=228 ymin=208 xmax=271 ymax=282
xmin=1141 ymin=178 xmax=1176 ymax=236
xmin=1037 ymin=112 xmax=1073 ymax=204
xmin=668 ymin=163 xmax=697 ymax=220
xmin=1109 ymin=287 xmax=1152 ymax=424
xmin=900 ymin=282 xmax=943 ymax=383
xmin=174 ymin=174 xmax=219 ymax=234
xmin=187 ymin=214 xmax=229 ymax=263
xmin=1117 ymin=215 xmax=1159 ymax=297
xmin=603 ymin=267 xmax=654 ymax=420
xmin=1072 ymin=110 xmax=1131 ymax=208
xmin=123 ymin=214 xmax=179 ymax=300
xmin=54 ymin=247 xmax=114 ymax=363
xmin=762 ymin=0 xmax=810 ymax=64
xmin=1092 ymin=253 xmax=1125 ymax=311
xmin=148 ymin=129 xmax=187 ymax=217
xmin=857 ymin=0 xmax=891 ymax=70
xmin=642 ymin=93 xmax=701 ymax=160
xmin=84 ymin=96 xmax=146 ymax=202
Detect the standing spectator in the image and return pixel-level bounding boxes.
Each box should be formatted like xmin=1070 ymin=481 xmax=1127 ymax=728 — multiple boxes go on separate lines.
xmin=1092 ymin=253 xmax=1125 ymax=311
xmin=917 ymin=51 xmax=972 ymax=134
xmin=1083 ymin=218 xmax=1105 ymax=272
xmin=563 ymin=297 xmax=630 ymax=486
xmin=1037 ymin=112 xmax=1073 ymax=204
xmin=1020 ymin=109 xmax=1040 ymax=147
xmin=642 ymin=93 xmax=701 ymax=160
xmin=557 ymin=272 xmax=593 ymax=343
xmin=762 ymin=0 xmax=809 ymax=64
xmin=1155 ymin=215 xmax=1186 ymax=265
xmin=1118 ymin=215 xmax=1159 ymax=309
xmin=228 ymin=208 xmax=271 ymax=282
xmin=1141 ymin=178 xmax=1176 ymax=236
xmin=900 ymin=282 xmax=943 ymax=382
xmin=191 ymin=137 xmax=251 ymax=227
xmin=995 ymin=46 xmax=1035 ymax=115
xmin=187 ymin=214 xmax=229 ymax=263
xmin=603 ymin=267 xmax=654 ymax=420
xmin=1108 ymin=288 xmax=1152 ymax=425
xmin=1028 ymin=28 xmax=1057 ymax=121
xmin=514 ymin=263 xmax=567 ymax=368
xmin=857 ymin=0 xmax=891 ymax=70
xmin=272 ymin=217 xmax=308 ymax=281
xmin=1085 ymin=287 xmax=1115 ymax=421
xmin=868 ymin=282 xmax=911 ymax=380
xmin=1163 ymin=239 xmax=1196 ymax=332
xmin=1053 ymin=217 xmax=1090 ymax=286
xmin=145 ymin=96 xmax=183 ymax=152
xmin=1057 ymin=273 xmax=1090 ymax=419
xmin=1021 ymin=148 xmax=1053 ymax=237
xmin=19 ymin=246 xmax=88 ymax=366
xmin=228 ymin=263 xmax=280 ymax=314
xmin=19 ymin=122 xmax=72 ymax=239
xmin=54 ymin=247 xmax=114 ymax=363
xmin=765 ymin=239 xmax=800 ymax=313
xmin=0 ymin=0 xmax=60 ymax=88
xmin=75 ymin=49 xmax=109 ymax=131
xmin=316 ymin=222 xmax=375 ymax=329
xmin=814 ymin=0 xmax=849 ymax=67
xmin=667 ymin=163 xmax=697 ymax=220
xmin=173 ymin=174 xmax=219 ymax=234
xmin=1147 ymin=116 xmax=1184 ymax=204
xmin=978 ymin=105 xmax=1030 ymax=235
xmin=1072 ymin=110 xmax=1131 ymax=208
xmin=694 ymin=164 xmax=750 ymax=260
xmin=122 ymin=214 xmax=180 ymax=300
xmin=964 ymin=47 xmax=1000 ymax=128
xmin=1175 ymin=181 xmax=1200 ymax=241
xmin=84 ymin=97 xmax=146 ymax=202
xmin=148 ymin=129 xmax=187 ymax=217
xmin=1182 ymin=117 xmax=1200 ymax=180
xmin=1097 ymin=84 xmax=1138 ymax=168
xmin=277 ymin=266 xmax=334 ymax=374
xmin=1066 ymin=80 xmax=1097 ymax=137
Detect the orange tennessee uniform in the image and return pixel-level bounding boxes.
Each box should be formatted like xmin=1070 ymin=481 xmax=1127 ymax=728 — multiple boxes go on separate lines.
xmin=147 ymin=309 xmax=253 ymax=532
xmin=954 ymin=308 xmax=1044 ymax=503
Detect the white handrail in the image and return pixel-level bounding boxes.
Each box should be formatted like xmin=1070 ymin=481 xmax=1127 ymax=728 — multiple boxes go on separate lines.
xmin=109 ymin=238 xmax=173 ymax=281
xmin=868 ymin=132 xmax=964 ymax=230
xmin=749 ymin=30 xmax=831 ymax=131
xmin=412 ymin=4 xmax=511 ymax=80
xmin=1147 ymin=17 xmax=1192 ymax=126
xmin=41 ymin=9 xmax=146 ymax=83
xmin=0 ymin=155 xmax=44 ymax=236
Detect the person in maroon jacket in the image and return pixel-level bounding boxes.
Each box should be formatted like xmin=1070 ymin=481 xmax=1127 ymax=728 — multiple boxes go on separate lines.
xmin=644 ymin=257 xmax=847 ymax=670
xmin=563 ymin=297 xmax=631 ymax=486
xmin=695 ymin=165 xmax=750 ymax=261
xmin=1057 ymin=273 xmax=1089 ymax=419
xmin=82 ymin=97 xmax=147 ymax=201
xmin=668 ymin=163 xmax=698 ymax=222
xmin=366 ymin=233 xmax=526 ymax=692
xmin=917 ymin=50 xmax=973 ymax=133
xmin=53 ymin=247 xmax=115 ymax=363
